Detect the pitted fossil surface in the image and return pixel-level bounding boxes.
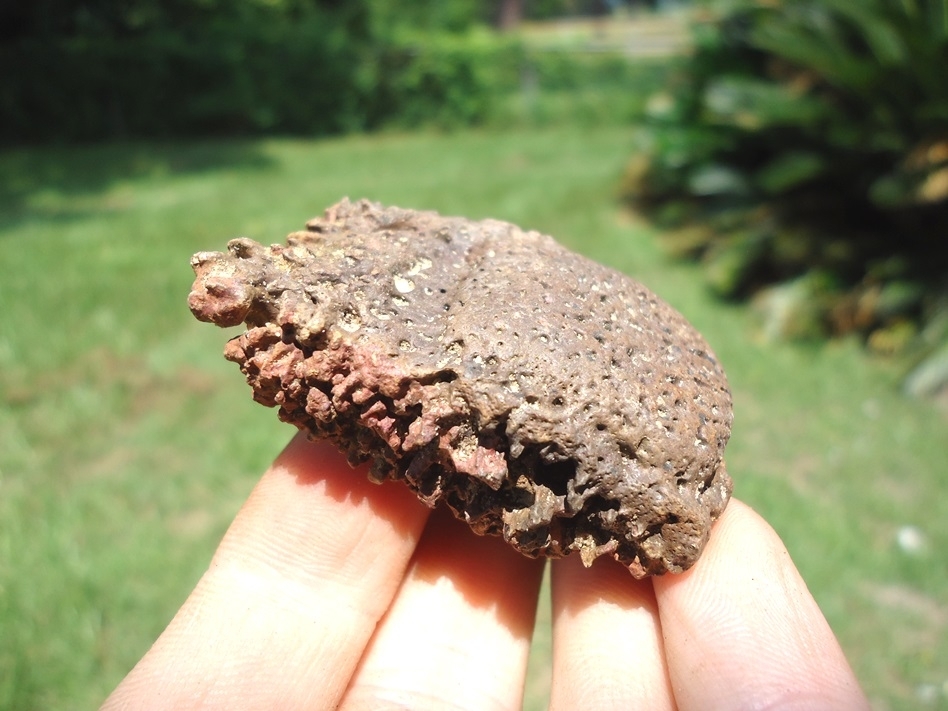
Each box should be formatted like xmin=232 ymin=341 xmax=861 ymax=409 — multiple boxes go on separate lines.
xmin=189 ymin=198 xmax=733 ymax=576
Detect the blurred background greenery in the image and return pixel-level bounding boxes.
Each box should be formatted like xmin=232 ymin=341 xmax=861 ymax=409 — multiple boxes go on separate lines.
xmin=1 ymin=1 xmax=946 ymax=709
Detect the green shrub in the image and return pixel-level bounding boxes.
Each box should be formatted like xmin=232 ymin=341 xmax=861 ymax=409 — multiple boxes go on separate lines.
xmin=623 ymin=0 xmax=948 ymax=353
xmin=368 ymin=28 xmax=524 ymax=129
xmin=497 ymin=49 xmax=672 ymax=128
xmin=2 ymin=18 xmax=657 ymax=143
xmin=0 ymin=6 xmax=364 ymax=141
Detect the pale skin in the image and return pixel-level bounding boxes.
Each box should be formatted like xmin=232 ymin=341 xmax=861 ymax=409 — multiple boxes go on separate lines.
xmin=103 ymin=433 xmax=870 ymax=710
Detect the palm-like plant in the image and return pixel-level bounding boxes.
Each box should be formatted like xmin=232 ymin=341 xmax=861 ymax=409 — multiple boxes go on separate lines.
xmin=626 ymin=0 xmax=948 ymax=355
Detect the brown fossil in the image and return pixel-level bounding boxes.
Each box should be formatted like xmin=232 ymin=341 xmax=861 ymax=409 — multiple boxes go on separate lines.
xmin=189 ymin=198 xmax=733 ymax=576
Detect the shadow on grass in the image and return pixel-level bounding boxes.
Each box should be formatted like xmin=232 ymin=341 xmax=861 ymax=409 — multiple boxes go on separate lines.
xmin=0 ymin=139 xmax=275 ymax=230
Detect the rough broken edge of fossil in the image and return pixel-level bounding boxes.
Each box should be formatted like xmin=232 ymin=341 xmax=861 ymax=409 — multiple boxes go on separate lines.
xmin=189 ymin=198 xmax=734 ymax=577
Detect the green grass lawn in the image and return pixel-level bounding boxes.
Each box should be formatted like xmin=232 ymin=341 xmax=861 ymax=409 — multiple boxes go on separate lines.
xmin=2 ymin=127 xmax=946 ymax=710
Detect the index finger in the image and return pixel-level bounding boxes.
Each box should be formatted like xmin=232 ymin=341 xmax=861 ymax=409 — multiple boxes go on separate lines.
xmin=103 ymin=432 xmax=430 ymax=710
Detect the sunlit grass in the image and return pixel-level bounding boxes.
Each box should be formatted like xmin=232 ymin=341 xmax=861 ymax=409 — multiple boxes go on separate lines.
xmin=1 ymin=127 xmax=945 ymax=710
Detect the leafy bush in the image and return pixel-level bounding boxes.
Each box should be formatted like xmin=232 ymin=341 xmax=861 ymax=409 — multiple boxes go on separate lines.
xmin=623 ymin=0 xmax=948 ymax=357
xmin=368 ymin=28 xmax=524 ymax=129
xmin=498 ymin=50 xmax=672 ymax=128
xmin=0 ymin=4 xmax=366 ymax=141
xmin=1 ymin=4 xmax=658 ymax=143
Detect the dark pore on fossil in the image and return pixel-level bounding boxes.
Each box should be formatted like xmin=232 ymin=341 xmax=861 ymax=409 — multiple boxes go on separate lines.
xmin=189 ymin=198 xmax=733 ymax=577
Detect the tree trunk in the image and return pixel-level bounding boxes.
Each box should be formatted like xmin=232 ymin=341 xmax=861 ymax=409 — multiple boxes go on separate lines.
xmin=497 ymin=0 xmax=523 ymax=31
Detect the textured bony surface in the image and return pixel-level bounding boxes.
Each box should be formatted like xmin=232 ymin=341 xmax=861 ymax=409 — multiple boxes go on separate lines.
xmin=189 ymin=198 xmax=733 ymax=577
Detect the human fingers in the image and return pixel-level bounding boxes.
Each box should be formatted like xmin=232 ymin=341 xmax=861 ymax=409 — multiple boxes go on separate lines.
xmin=102 ymin=432 xmax=430 ymax=711
xmin=338 ymin=505 xmax=545 ymax=711
xmin=548 ymin=554 xmax=675 ymax=710
xmin=653 ymin=498 xmax=870 ymax=711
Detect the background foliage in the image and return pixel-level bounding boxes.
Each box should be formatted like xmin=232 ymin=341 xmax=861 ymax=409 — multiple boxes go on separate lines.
xmin=0 ymin=0 xmax=663 ymax=143
xmin=623 ymin=0 xmax=948 ymax=381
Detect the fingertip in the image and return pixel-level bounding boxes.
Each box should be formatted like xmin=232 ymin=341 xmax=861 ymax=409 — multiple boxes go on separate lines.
xmin=653 ymin=498 xmax=870 ymax=711
xmin=549 ymin=554 xmax=675 ymax=710
xmin=104 ymin=433 xmax=432 ymax=710
xmin=339 ymin=507 xmax=545 ymax=710
xmin=219 ymin=432 xmax=429 ymax=585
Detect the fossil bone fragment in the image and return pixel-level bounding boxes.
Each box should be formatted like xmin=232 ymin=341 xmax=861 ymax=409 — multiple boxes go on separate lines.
xmin=189 ymin=199 xmax=733 ymax=577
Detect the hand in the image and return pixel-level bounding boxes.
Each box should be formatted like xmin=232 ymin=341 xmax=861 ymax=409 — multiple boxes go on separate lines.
xmin=103 ymin=433 xmax=869 ymax=710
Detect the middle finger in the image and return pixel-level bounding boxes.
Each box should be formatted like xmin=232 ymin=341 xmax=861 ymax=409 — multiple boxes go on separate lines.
xmin=339 ymin=506 xmax=545 ymax=711
xmin=550 ymin=555 xmax=675 ymax=710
